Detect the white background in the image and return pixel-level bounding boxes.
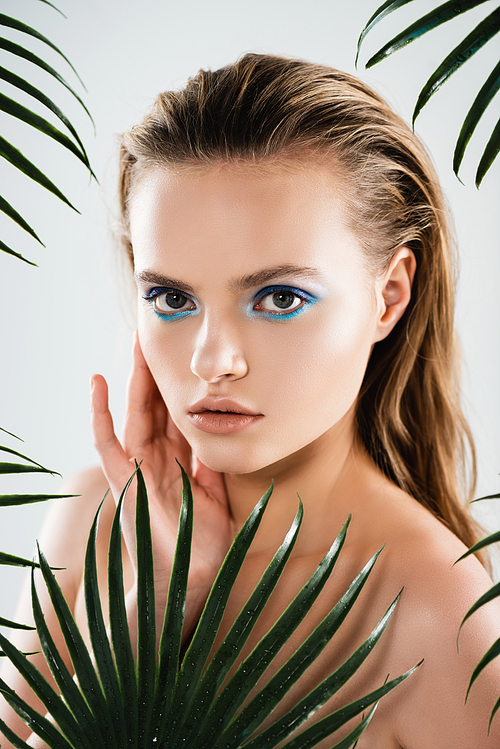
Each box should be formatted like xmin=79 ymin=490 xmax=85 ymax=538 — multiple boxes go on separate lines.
xmin=0 ymin=0 xmax=499 ymax=621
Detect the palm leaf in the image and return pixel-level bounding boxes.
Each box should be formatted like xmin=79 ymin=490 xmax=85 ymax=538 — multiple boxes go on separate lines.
xmin=453 ymin=61 xmax=500 ymax=177
xmin=177 ymin=496 xmax=303 ymax=745
xmin=0 ymin=5 xmax=95 ymax=264
xmin=0 ymin=66 xmax=93 ymax=177
xmin=0 ymin=551 xmax=41 ymax=569
xmin=135 ymin=465 xmax=157 ymax=745
xmin=456 ymin=528 xmax=500 ymax=561
xmin=0 ymin=494 xmax=77 ymax=507
xmin=0 ymin=465 xmax=415 ymax=748
xmin=0 ymin=238 xmax=36 ymax=265
xmin=209 ymin=554 xmax=390 ymax=749
xmin=36 ymin=544 xmax=116 ymax=745
xmin=0 ymin=14 xmax=87 ymax=95
xmin=84 ymin=497 xmax=127 ymax=747
xmin=190 ymin=517 xmax=350 ymax=746
xmin=0 ymin=616 xmax=34 ymax=631
xmin=465 ymin=637 xmax=500 ymax=701
xmin=365 ymin=0 xmax=490 ymax=68
xmin=0 ymin=640 xmax=89 ymax=749
xmin=0 ymin=195 xmax=44 ymax=245
xmin=356 ymin=0 xmax=417 ymax=62
xmin=412 ymin=7 xmax=500 ymax=124
xmin=471 ymin=490 xmax=500 ymax=503
xmin=151 ymin=461 xmax=194 ymax=740
xmin=475 ymin=114 xmax=500 ymax=185
xmin=33 ymin=1 xmax=66 ymax=17
xmin=0 ymin=427 xmax=22 ymax=441
xmin=0 ymin=37 xmax=92 ymax=125
xmin=357 ymin=0 xmax=500 ymax=185
xmin=164 ymin=477 xmax=274 ymax=744
xmin=0 ymin=675 xmax=74 ymax=749
xmin=459 ymin=580 xmax=500 ymax=631
xmin=0 ymin=135 xmax=79 ymax=212
xmin=0 ymin=92 xmax=91 ymax=170
xmin=107 ymin=472 xmax=139 ymax=749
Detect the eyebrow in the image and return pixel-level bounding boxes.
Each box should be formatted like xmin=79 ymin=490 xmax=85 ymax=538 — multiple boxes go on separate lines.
xmin=134 ymin=264 xmax=324 ymax=294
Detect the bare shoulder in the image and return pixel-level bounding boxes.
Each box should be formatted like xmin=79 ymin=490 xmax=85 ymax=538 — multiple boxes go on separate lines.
xmin=377 ymin=493 xmax=500 ymax=748
xmin=36 ymin=465 xmax=112 ymax=581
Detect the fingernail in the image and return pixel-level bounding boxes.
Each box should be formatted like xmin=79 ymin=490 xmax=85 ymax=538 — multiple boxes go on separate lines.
xmin=90 ymin=376 xmax=94 ymax=393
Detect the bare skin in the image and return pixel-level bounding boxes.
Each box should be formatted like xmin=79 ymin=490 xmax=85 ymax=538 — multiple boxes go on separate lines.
xmin=2 ymin=160 xmax=500 ymax=748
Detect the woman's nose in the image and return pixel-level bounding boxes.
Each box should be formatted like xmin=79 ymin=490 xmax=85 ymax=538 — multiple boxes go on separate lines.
xmin=190 ymin=316 xmax=249 ymax=383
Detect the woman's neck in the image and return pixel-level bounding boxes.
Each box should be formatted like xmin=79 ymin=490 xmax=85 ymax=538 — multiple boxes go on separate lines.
xmin=222 ymin=407 xmax=381 ymax=558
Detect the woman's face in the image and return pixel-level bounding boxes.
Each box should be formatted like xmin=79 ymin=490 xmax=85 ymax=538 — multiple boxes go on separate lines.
xmin=129 ymin=161 xmax=384 ymax=475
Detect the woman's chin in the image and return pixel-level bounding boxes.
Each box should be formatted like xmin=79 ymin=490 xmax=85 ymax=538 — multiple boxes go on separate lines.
xmin=192 ymin=444 xmax=273 ymax=476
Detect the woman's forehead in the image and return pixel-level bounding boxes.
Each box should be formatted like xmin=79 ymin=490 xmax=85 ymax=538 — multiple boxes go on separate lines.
xmin=128 ymin=159 xmax=363 ymax=281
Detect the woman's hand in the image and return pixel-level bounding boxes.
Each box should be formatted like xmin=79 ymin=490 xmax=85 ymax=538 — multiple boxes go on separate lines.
xmin=90 ymin=332 xmax=233 ymax=638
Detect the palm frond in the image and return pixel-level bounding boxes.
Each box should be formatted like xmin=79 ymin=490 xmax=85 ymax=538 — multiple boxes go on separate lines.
xmin=0 ymin=4 xmax=94 ymax=263
xmin=0 ymin=616 xmax=34 ymax=631
xmin=0 ymin=465 xmax=417 ymax=748
xmin=357 ymin=0 xmax=500 ymax=184
xmin=365 ymin=0 xmax=490 ymax=68
xmin=356 ymin=0 xmax=417 ymax=62
xmin=456 ymin=490 xmax=500 ymax=727
xmin=412 ymin=8 xmax=500 ymax=124
xmin=453 ymin=61 xmax=500 ymax=178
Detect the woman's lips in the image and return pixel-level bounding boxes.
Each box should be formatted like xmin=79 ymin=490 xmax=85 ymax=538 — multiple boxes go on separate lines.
xmin=187 ymin=411 xmax=264 ymax=434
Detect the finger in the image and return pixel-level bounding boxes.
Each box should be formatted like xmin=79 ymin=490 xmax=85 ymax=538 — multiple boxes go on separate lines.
xmin=164 ymin=410 xmax=192 ymax=473
xmin=91 ymin=374 xmax=135 ymax=499
xmin=123 ymin=332 xmax=163 ymax=452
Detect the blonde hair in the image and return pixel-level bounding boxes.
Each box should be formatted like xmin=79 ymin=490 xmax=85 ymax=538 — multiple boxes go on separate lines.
xmin=118 ymin=53 xmax=484 ymax=560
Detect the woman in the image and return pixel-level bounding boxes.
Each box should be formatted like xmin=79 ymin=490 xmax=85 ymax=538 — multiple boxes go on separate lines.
xmin=2 ymin=53 xmax=500 ymax=748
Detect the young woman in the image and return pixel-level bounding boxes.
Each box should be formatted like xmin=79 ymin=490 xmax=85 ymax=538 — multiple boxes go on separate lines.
xmin=2 ymin=53 xmax=500 ymax=748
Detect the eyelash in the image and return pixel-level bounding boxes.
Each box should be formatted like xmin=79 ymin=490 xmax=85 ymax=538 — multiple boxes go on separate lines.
xmin=142 ymin=285 xmax=316 ymax=320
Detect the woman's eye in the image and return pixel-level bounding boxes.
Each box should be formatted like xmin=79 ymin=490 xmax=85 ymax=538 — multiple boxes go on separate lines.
xmin=145 ymin=289 xmax=196 ymax=316
xmin=254 ymin=289 xmax=305 ymax=315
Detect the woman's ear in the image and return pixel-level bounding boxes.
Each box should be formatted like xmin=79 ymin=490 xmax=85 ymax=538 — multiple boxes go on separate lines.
xmin=373 ymin=247 xmax=416 ymax=343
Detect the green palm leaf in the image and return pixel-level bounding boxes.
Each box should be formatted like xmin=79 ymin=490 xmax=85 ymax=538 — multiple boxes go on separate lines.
xmin=0 ymin=551 xmax=40 ymax=569
xmin=466 ymin=637 xmax=500 ymax=700
xmin=365 ymin=0 xmax=490 ymax=68
xmin=36 ymin=544 xmax=117 ymax=745
xmin=0 ymin=92 xmax=91 ymax=170
xmin=0 ymin=4 xmax=94 ymax=264
xmin=135 ymin=465 xmax=157 ymax=744
xmin=456 ymin=528 xmax=500 ymax=561
xmin=107 ymin=475 xmax=139 ymax=748
xmin=164 ymin=476 xmax=274 ymax=744
xmin=453 ymin=61 xmax=500 ymax=177
xmin=0 ymin=616 xmax=34 ymax=631
xmin=412 ymin=7 xmax=500 ymax=123
xmin=30 ymin=566 xmax=104 ymax=748
xmin=0 ymin=14 xmax=87 ymax=100
xmin=0 ymin=38 xmax=92 ymax=125
xmin=210 ymin=557 xmax=394 ymax=749
xmin=34 ymin=0 xmax=66 ymax=16
xmin=0 ymin=65 xmax=91 ymax=168
xmin=455 ymin=488 xmax=500 ymax=727
xmin=356 ymin=0 xmax=418 ymax=63
xmin=0 ymin=239 xmax=36 ymax=265
xmin=0 ymin=195 xmax=44 ymax=246
xmin=0 ymin=135 xmax=79 ymax=212
xmin=152 ymin=461 xmax=194 ymax=739
xmin=459 ymin=580 xmax=500 ymax=630
xmin=475 ymin=114 xmax=500 ymax=185
xmin=357 ymin=0 xmax=500 ymax=184
xmin=177 ymin=495 xmax=303 ymax=745
xmin=0 ymin=465 xmax=416 ymax=748
xmin=84 ymin=498 xmax=128 ymax=747
xmin=0 ymin=494 xmax=77 ymax=507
